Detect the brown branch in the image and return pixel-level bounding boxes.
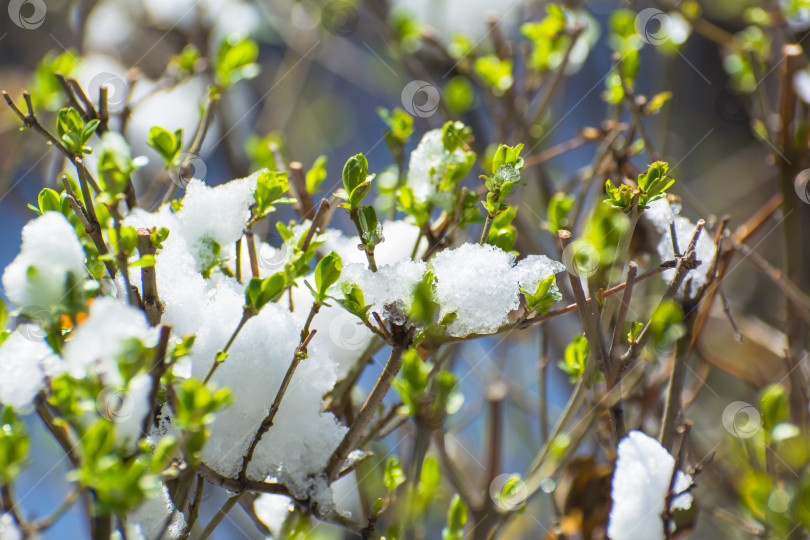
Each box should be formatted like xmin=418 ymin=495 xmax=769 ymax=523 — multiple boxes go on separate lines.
xmin=142 ymin=325 xmax=171 ymax=438
xmin=137 ymin=229 xmax=163 ymax=326
xmin=238 ymin=304 xmax=320 ymax=481
xmin=289 ymin=161 xmax=314 ymax=218
xmin=326 ymin=339 xmax=410 ymax=481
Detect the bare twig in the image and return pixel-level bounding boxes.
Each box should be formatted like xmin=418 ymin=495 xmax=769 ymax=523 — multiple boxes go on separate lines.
xmin=238 ymin=304 xmax=320 ymax=481
xmin=137 ymin=229 xmax=163 ymax=326
xmin=326 ymin=339 xmax=411 ymax=481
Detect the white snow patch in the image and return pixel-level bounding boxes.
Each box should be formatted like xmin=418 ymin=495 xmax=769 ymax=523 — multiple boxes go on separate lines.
xmin=608 ymin=430 xmax=693 ymax=540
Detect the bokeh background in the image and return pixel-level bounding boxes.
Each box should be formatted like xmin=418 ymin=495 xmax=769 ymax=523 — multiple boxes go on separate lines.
xmin=1 ymin=0 xmax=808 ymax=538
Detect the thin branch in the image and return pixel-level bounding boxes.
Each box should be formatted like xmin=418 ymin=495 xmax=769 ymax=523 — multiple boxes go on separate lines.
xmin=245 ymin=232 xmax=260 ymax=279
xmin=238 ymin=303 xmax=321 ymax=481
xmin=289 ymin=161 xmax=314 ymax=218
xmin=142 ymin=325 xmax=171 ymax=438
xmin=203 ymin=308 xmax=256 ymax=384
xmin=528 ymin=25 xmax=584 ymax=128
xmin=137 ymin=229 xmax=163 ymax=325
xmin=301 ymin=198 xmax=331 ymax=253
xmin=61 ymin=176 xmax=117 ymax=280
xmin=54 ymin=73 xmax=89 ymax=120
xmin=349 ymin=208 xmax=379 ymax=272
xmin=326 ymin=340 xmax=410 ymax=481
xmin=178 ymin=475 xmax=204 ymax=540
xmin=198 ymin=493 xmax=242 ymax=540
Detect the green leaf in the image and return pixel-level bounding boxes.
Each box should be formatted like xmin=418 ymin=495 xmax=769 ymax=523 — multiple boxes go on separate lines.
xmin=253 ymin=170 xmax=292 ymax=220
xmin=409 ymin=271 xmax=438 ymax=325
xmin=379 ymin=107 xmax=414 ymax=150
xmin=245 ymin=272 xmax=288 ymax=311
xmin=521 ymin=274 xmax=560 ymax=315
xmin=760 ymin=384 xmax=789 ymax=432
xmin=57 ymin=107 xmax=98 ymax=154
xmin=338 ymin=283 xmax=370 ymax=321
xmin=548 ymin=192 xmax=574 ymax=234
xmin=384 ymin=457 xmax=406 ymax=492
xmin=38 ymin=188 xmax=61 ymax=214
xmin=491 ymin=143 xmax=525 ymax=174
xmin=147 ymin=126 xmax=183 ymax=168
xmin=627 ymin=321 xmax=644 ymax=343
xmin=314 ymin=251 xmax=342 ymax=302
xmin=358 ymin=206 xmax=384 ymax=248
xmin=305 ymin=155 xmax=328 ymax=194
xmin=215 ymin=33 xmax=260 ymax=88
xmin=150 ymin=227 xmax=170 ymax=250
xmin=98 ymin=131 xmax=136 ymax=196
xmin=0 ymin=406 xmax=29 ymax=484
xmin=559 ymin=335 xmax=588 ymax=382
xmin=372 ymin=498 xmax=385 ymax=514
xmin=341 ymin=153 xmax=374 ymax=208
xmin=649 ymin=300 xmax=685 ymax=349
xmin=441 ymin=121 xmax=473 ymax=153
xmin=442 ymin=494 xmax=468 ymax=539
xmin=129 ymin=255 xmax=156 ymax=268
xmin=443 ymin=76 xmax=475 ymax=113
xmin=474 ymin=55 xmax=513 ymax=95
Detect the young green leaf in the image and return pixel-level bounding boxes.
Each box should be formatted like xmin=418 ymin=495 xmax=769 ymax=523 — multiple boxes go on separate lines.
xmin=147 ymin=126 xmax=183 ymax=168
xmin=384 ymin=457 xmax=406 ymax=492
xmin=56 ymin=107 xmax=99 ymax=154
xmin=305 ymin=155 xmax=328 ymax=194
xmin=313 ymin=251 xmax=342 ymax=303
xmin=215 ymin=34 xmax=260 ymax=88
xmin=38 ymin=188 xmax=61 ymax=214
xmin=245 ymin=272 xmax=288 ymax=311
xmin=760 ymin=384 xmax=789 ymax=432
xmin=521 ymin=274 xmax=560 ymax=314
xmin=558 ymin=335 xmax=589 ymax=382
xmin=442 ymin=494 xmax=468 ymax=540
xmin=253 ymin=170 xmax=293 ymax=221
